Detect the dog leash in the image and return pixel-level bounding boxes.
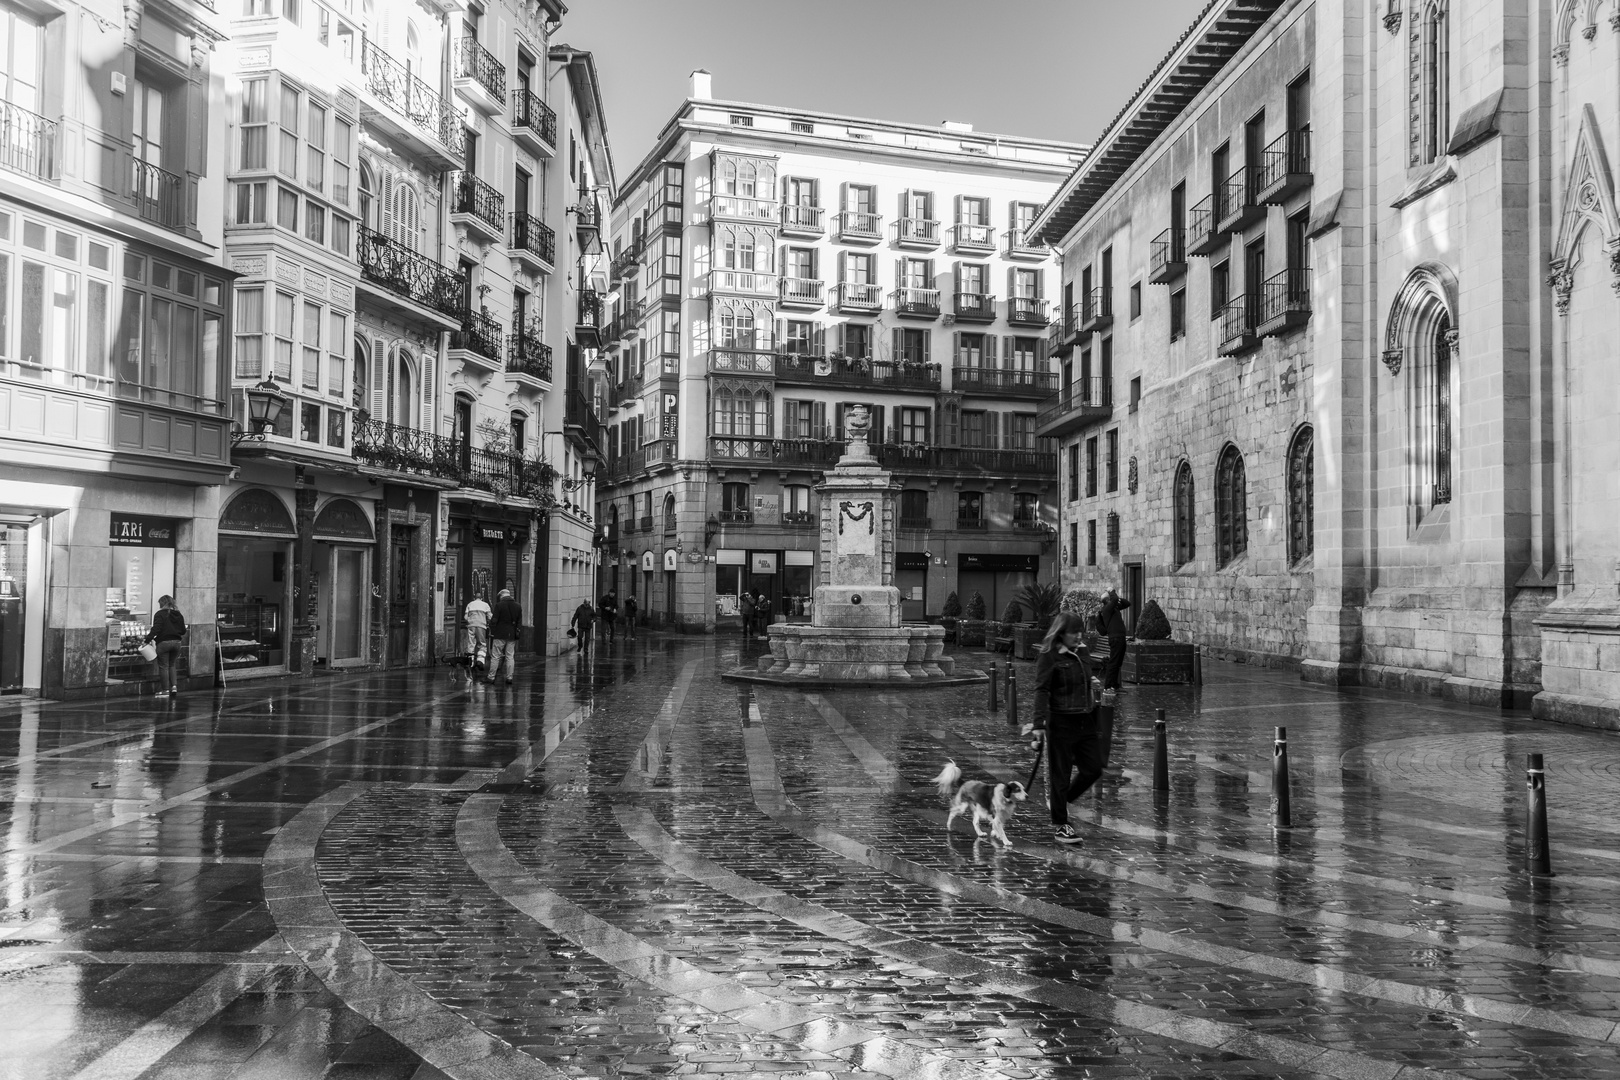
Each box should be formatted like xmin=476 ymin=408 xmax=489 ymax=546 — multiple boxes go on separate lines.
xmin=1024 ymin=732 xmax=1044 ymax=792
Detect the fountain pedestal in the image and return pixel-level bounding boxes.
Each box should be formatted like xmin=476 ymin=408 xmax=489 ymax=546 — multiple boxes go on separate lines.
xmin=727 ymin=409 xmax=981 ymax=687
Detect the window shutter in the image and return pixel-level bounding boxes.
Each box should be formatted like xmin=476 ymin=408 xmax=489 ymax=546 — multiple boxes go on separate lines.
xmin=922 ymin=407 xmax=932 ymax=443
xmin=986 ymin=335 xmax=997 ymax=368
xmin=899 ymin=188 xmax=910 ymax=217
xmin=839 ymin=180 xmax=849 ymax=212
xmin=920 ymin=329 xmax=931 ymax=365
xmin=1035 ymin=268 xmax=1045 ymax=299
xmin=833 ymin=322 xmax=844 ymax=353
xmin=988 ymin=412 xmax=1000 ymax=450
xmin=894 ymin=256 xmax=904 ymax=291
xmin=892 ymin=326 xmax=903 ymax=364
xmin=813 ymin=324 xmax=825 ymax=354
xmin=834 ymin=402 xmax=845 ymax=440
xmin=1002 ymin=335 xmax=1013 ymax=369
xmin=953 ymin=193 xmax=962 ymax=225
xmin=952 ymin=330 xmax=961 ymax=366
xmin=371 ymin=339 xmax=386 ymax=419
xmin=837 ymin=250 xmax=846 ymax=283
xmin=813 ymin=400 xmax=827 ymax=439
xmin=774 ymin=318 xmax=784 ymax=351
xmin=1006 ymin=265 xmax=1016 ymax=303
xmin=952 ymin=261 xmax=961 ymax=298
xmin=1036 ymin=336 xmax=1048 ymax=368
xmin=872 ymin=405 xmax=885 ymax=443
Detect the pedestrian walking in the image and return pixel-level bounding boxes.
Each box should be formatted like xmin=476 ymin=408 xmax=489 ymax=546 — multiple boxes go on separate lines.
xmin=756 ymin=593 xmax=772 ymax=636
xmin=570 ymin=599 xmax=597 ymax=659
xmin=1029 ymin=613 xmax=1103 ymax=845
xmin=487 ymin=588 xmax=523 ymax=684
xmin=738 ymin=591 xmax=755 ymax=637
xmin=598 ymin=590 xmax=619 ymax=642
xmin=464 ymin=593 xmax=491 ymax=671
xmin=622 ymin=595 xmax=638 ymax=639
xmin=1096 ymin=588 xmax=1132 ymax=781
xmin=145 ymin=595 xmax=186 ymax=697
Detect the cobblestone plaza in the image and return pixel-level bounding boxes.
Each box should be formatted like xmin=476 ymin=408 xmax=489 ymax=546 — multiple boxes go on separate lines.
xmin=3 ymin=635 xmax=1618 ymax=1079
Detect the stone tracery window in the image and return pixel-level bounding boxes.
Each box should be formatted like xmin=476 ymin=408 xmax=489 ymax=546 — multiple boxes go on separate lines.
xmin=1173 ymin=461 xmax=1196 ymax=567
xmin=1410 ymin=1 xmax=1451 ymax=165
xmin=1415 ymin=314 xmax=1454 ymax=508
xmin=1287 ymin=425 xmax=1315 ymax=565
xmin=1215 ymin=445 xmax=1247 ymax=568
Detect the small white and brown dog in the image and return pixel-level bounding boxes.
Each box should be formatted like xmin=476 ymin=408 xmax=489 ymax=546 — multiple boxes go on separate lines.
xmin=932 ymin=760 xmax=1027 ymax=847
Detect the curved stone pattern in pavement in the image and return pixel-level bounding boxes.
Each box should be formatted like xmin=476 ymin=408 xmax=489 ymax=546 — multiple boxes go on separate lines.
xmin=3 ymin=636 xmax=1620 ymax=1079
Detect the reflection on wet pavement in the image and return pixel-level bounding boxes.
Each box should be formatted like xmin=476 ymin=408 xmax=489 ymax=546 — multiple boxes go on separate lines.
xmin=3 ymin=634 xmax=1619 ymax=1078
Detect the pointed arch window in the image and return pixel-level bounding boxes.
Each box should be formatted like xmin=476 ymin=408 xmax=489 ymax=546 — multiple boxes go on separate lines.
xmin=1411 ymin=2 xmax=1451 ymax=165
xmin=392 ymin=348 xmax=417 ymax=428
xmin=1173 ymin=461 xmax=1196 ymax=567
xmin=1287 ymin=425 xmax=1314 ymax=565
xmin=1215 ymin=445 xmax=1247 ymax=568
xmin=1415 ymin=313 xmax=1454 ymax=507
xmin=663 ymin=492 xmax=677 ymax=532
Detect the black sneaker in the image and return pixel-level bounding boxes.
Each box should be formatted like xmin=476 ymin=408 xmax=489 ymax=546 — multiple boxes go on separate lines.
xmin=1054 ymin=824 xmax=1082 ymax=845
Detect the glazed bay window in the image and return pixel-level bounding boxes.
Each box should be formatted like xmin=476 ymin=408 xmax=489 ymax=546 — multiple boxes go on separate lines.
xmin=240 ymin=79 xmax=269 ymax=169
xmin=273 ymin=291 xmax=294 ymax=380
xmin=278 ymin=186 xmax=297 ymax=231
xmin=326 ymin=310 xmax=347 ymax=398
xmin=235 ymin=181 xmax=267 ymax=224
xmin=301 ymin=300 xmax=321 ymax=390
xmin=305 ymin=99 xmax=326 ymax=193
xmin=278 ymin=84 xmax=299 ymax=179
xmin=234 ymin=288 xmax=263 ymax=377
xmin=111 ymin=253 xmax=227 ymax=412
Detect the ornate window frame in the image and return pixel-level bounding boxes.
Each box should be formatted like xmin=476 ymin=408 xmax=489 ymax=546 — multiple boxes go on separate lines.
xmin=1215 ymin=444 xmax=1248 ymax=568
xmin=1173 ymin=460 xmax=1196 ymax=568
xmin=1384 ymin=263 xmax=1458 ymax=512
xmin=1287 ymin=424 xmax=1315 ymax=566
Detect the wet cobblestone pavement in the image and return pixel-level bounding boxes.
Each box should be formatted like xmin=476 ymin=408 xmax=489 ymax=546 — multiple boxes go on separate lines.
xmin=3 ymin=637 xmax=1620 ymax=1078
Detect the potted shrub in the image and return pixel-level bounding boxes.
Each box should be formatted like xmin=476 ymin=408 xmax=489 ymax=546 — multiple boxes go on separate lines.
xmin=940 ymin=591 xmax=962 ymax=643
xmin=995 ymin=600 xmax=1023 ymax=652
xmin=1059 ymin=588 xmax=1105 ymax=652
xmin=1012 ymin=582 xmax=1063 ymax=660
xmin=1122 ymin=599 xmax=1197 ymax=684
xmin=959 ymin=590 xmax=988 ymax=647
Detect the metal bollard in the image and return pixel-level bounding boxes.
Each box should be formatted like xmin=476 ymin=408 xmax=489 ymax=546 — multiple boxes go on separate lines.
xmin=1193 ymin=647 xmax=1203 ymax=686
xmin=1007 ymin=669 xmax=1019 ymax=730
xmin=988 ymin=661 xmax=999 ymax=713
xmin=1271 ymin=726 xmax=1292 ymax=830
xmin=1153 ymin=708 xmax=1169 ymax=794
xmin=1526 ymin=753 xmax=1553 ymax=877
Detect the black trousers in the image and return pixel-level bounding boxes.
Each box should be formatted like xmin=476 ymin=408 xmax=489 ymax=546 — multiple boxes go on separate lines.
xmin=1103 ymin=635 xmax=1127 ymax=690
xmin=1046 ymin=711 xmax=1105 ymax=825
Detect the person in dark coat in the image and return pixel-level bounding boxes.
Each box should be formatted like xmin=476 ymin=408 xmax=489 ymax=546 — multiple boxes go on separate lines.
xmin=487 ymin=589 xmax=523 ymax=684
xmin=570 ymin=599 xmax=597 ymax=659
xmin=1095 ymin=588 xmax=1132 ymax=779
xmin=1030 ymin=612 xmax=1102 ymax=845
xmin=738 ymin=592 xmax=755 ymax=636
xmin=145 ymin=595 xmax=186 ymax=697
xmin=598 ymin=591 xmax=619 ymax=642
xmin=622 ymin=595 xmax=638 ymax=639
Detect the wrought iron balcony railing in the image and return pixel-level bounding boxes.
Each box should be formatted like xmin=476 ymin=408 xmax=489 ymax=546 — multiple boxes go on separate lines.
xmin=1258 ymin=129 xmax=1313 ymax=204
xmin=1186 ymin=194 xmax=1219 ymax=256
xmin=1149 ymin=227 xmax=1187 ymax=283
xmin=510 ymin=211 xmax=555 ymax=264
xmin=1036 ymin=377 xmax=1113 ymax=436
xmin=834 ymin=282 xmax=882 ymax=312
xmin=895 ymin=217 xmax=940 ymax=246
xmin=1008 ymin=296 xmax=1048 ymax=326
xmin=450 ymin=309 xmax=502 ymax=361
xmin=834 ymin=210 xmax=882 ymax=241
xmin=507 ymin=318 xmax=552 ymax=382
xmin=362 ymin=38 xmax=464 ymax=158
xmin=952 ymin=292 xmax=996 ymax=321
xmin=780 ymin=277 xmax=823 ymax=305
xmin=899 ymin=515 xmax=932 ymax=531
xmin=456 ymin=35 xmax=506 ymax=102
xmin=451 ymin=171 xmax=504 ymax=233
xmin=1006 ymin=227 xmax=1048 ymax=258
xmin=511 ymin=89 xmax=557 ymax=149
xmin=1218 ymin=165 xmax=1264 ymax=232
xmin=357 ymin=226 xmax=465 ymax=320
xmin=1217 ymin=294 xmax=1259 ymax=355
xmin=952 ymin=367 xmax=1059 ymax=395
xmin=352 ymin=416 xmax=462 ymax=480
xmin=131 ymin=158 xmax=185 ymax=231
xmin=952 ymin=222 xmax=995 ymax=250
xmin=891 ymin=287 xmax=941 ymax=317
xmin=774 ymin=352 xmax=940 ymax=391
xmin=780 ymin=204 xmax=824 ymax=232
xmin=1256 ymin=268 xmax=1311 ymax=335
xmin=1 ymin=100 xmax=58 ymax=181
xmin=1080 ymin=288 xmax=1111 ymax=331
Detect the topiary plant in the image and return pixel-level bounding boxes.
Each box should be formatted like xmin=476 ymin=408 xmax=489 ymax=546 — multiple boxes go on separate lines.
xmin=941 ymin=591 xmax=962 ymax=619
xmin=1059 ymin=587 xmax=1104 ymax=630
xmin=1000 ymin=600 xmax=1023 ymax=625
xmin=964 ymin=590 xmax=987 ymax=620
xmin=1135 ymin=598 xmax=1172 ymax=640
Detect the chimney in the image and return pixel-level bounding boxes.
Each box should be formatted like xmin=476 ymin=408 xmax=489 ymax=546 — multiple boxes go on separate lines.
xmin=942 ymin=121 xmax=974 ymax=133
xmin=690 ymin=69 xmax=712 ymax=100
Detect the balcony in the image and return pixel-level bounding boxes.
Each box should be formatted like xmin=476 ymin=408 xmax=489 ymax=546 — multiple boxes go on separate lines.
xmin=361 ymin=38 xmax=463 ymax=169
xmin=779 ymin=277 xmax=824 ymax=309
xmin=454 ymin=35 xmax=506 ymax=115
xmin=639 ymin=514 xmax=655 ymax=531
xmin=1217 ymin=166 xmax=1266 ymax=233
xmin=780 ymin=204 xmax=824 ymax=237
xmin=1036 ymin=377 xmax=1114 ymax=439
xmin=899 ymin=515 xmax=932 ymax=531
xmin=708 ymin=436 xmax=842 ymax=468
xmin=507 ymin=320 xmax=551 ymax=388
xmin=510 ymin=211 xmax=555 ymax=272
xmin=511 ymin=89 xmax=557 ymax=158
xmin=1255 ymin=268 xmax=1311 ymax=337
xmin=1 ymin=100 xmax=58 ymax=181
xmin=0 ymin=376 xmax=230 ymax=480
xmin=1006 ymin=227 xmax=1048 ymax=260
xmin=834 ymin=211 xmax=882 ymax=244
xmin=774 ymin=352 xmax=940 ymax=392
xmin=833 ymin=282 xmax=882 ymax=314
xmin=451 ymin=171 xmax=504 ymax=242
xmin=708 ymin=347 xmax=776 ymax=376
xmin=952 ymin=366 xmax=1059 ymax=399
xmin=953 ymin=292 xmax=996 ymax=323
xmin=1047 ymin=307 xmax=1080 ymax=358
xmin=1217 ymin=295 xmax=1259 ymax=355
xmin=891 ymin=287 xmax=941 ymax=319
xmin=1079 ymin=289 xmax=1112 ymax=333
xmin=352 ymin=417 xmax=463 ymax=484
xmin=449 ymin=310 xmax=503 ymax=369
xmin=130 ymin=158 xmax=186 ymax=233
xmin=956 ymin=517 xmax=987 ymax=530
xmin=712 ymin=194 xmax=777 ymax=223
xmin=1148 ymin=227 xmax=1186 ymax=283
xmin=356 ymin=226 xmax=464 ymax=327
xmin=708 ymin=269 xmax=778 ymax=298
xmin=1008 ymin=296 xmax=1049 ymax=327
xmin=1258 ymin=129 xmax=1312 ymax=205
xmin=894 ymin=217 xmax=940 ymax=249
xmin=716 ymin=509 xmax=754 ymax=526
xmin=952 ymin=222 xmax=996 ymax=253
xmin=609 ymin=246 xmax=639 ymax=283
xmin=565 ymin=387 xmax=601 ymax=456
xmin=571 ymin=194 xmax=602 ymax=250
xmin=463 ymin=445 xmax=554 ymax=500
xmin=874 ymin=444 xmax=1057 ymax=478
xmin=575 ymin=289 xmax=604 ymax=348
xmin=1186 ymin=194 xmax=1220 ymax=257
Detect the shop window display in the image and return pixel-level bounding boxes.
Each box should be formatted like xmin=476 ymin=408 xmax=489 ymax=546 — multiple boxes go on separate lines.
xmin=106 ymin=515 xmax=181 ymax=683
xmin=217 ymin=536 xmax=288 ymax=669
xmin=0 ymin=524 xmax=28 ymax=693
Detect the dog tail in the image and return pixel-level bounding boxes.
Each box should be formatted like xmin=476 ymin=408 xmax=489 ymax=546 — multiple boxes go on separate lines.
xmin=932 ymin=760 xmax=962 ymax=799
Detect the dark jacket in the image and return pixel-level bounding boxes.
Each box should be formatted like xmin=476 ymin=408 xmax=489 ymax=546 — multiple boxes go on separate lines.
xmin=570 ymin=602 xmax=596 ymax=630
xmin=1033 ymin=644 xmax=1096 ymax=729
xmin=1097 ymin=595 xmax=1131 ymax=638
xmin=147 ymin=608 xmax=187 ymax=643
xmin=489 ymin=598 xmax=523 ymax=641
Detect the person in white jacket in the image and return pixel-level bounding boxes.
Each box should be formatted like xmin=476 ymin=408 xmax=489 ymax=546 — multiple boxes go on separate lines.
xmin=464 ymin=593 xmax=491 ymax=669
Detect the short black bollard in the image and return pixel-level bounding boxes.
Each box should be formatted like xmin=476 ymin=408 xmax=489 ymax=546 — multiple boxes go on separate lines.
xmin=1193 ymin=647 xmax=1203 ymax=686
xmin=1008 ymin=669 xmax=1019 ymax=730
xmin=1271 ymin=726 xmax=1292 ymax=830
xmin=1152 ymin=708 xmax=1170 ymax=794
xmin=1526 ymin=753 xmax=1554 ymax=877
xmin=988 ymin=661 xmax=999 ymax=713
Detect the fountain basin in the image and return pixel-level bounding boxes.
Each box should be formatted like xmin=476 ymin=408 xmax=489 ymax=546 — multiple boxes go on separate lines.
xmin=723 ymin=624 xmax=987 ymax=688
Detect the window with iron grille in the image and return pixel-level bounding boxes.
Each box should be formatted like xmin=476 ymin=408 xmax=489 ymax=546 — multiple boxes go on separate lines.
xmin=1105 ymin=429 xmax=1118 ymax=492
xmin=1086 ymin=519 xmax=1097 ymax=565
xmin=1085 ymin=437 xmax=1098 ymax=497
xmin=1067 ymin=444 xmax=1080 ymax=502
xmin=1106 ymin=511 xmax=1120 ymax=555
xmin=1174 ymin=461 xmax=1195 ymax=567
xmin=1215 ymin=444 xmax=1248 ymax=567
xmin=1068 ymin=522 xmax=1078 ymax=566
xmin=1288 ymin=425 xmax=1314 ymax=564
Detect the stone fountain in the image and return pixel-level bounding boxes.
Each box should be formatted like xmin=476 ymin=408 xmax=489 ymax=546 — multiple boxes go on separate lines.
xmin=726 ymin=405 xmax=981 ymax=686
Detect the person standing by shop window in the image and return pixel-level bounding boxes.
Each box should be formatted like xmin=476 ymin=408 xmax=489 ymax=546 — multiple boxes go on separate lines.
xmin=487 ymin=588 xmax=523 ymax=685
xmin=145 ymin=595 xmax=187 ymax=697
xmin=464 ymin=592 xmax=491 ymax=670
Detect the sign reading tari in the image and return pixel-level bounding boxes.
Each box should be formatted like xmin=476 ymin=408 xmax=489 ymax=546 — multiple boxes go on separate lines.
xmin=109 ymin=514 xmax=178 ymax=548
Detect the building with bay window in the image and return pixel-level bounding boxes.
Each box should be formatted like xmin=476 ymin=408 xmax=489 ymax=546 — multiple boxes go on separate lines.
xmin=1032 ymin=0 xmax=1620 ymax=725
xmin=0 ymin=0 xmax=234 ymax=697
xmin=596 ymin=73 xmax=1082 ymax=633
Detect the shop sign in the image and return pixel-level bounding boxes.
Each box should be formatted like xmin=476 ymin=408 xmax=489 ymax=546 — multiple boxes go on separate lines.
xmin=783 ymin=550 xmax=814 ymax=567
xmin=474 ymin=523 xmax=529 ymax=546
xmin=109 ymin=514 xmax=178 ymax=547
xmin=750 ymin=552 xmax=778 ymax=574
xmin=752 ymin=493 xmax=780 ymax=526
xmin=641 ymin=551 xmax=655 ymax=571
xmin=220 ymin=488 xmax=296 ymax=535
xmin=312 ymin=498 xmax=374 ymax=541
xmin=663 ymin=548 xmax=678 ymax=572
xmin=896 ymin=552 xmax=930 ymax=570
xmin=959 ymin=553 xmax=1040 ymax=573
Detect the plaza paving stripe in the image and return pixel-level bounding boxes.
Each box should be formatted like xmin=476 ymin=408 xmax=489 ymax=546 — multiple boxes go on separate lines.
xmin=813 ymin=702 xmax=1620 ymax=1043
xmin=619 ymin=659 xmax=699 ymax=790
xmin=264 ymin=783 xmax=557 ymax=1080
xmin=458 ymin=794 xmax=1005 ymax=1080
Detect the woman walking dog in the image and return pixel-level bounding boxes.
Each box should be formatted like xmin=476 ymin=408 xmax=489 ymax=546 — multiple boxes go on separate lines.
xmin=1029 ymin=612 xmax=1105 ymax=845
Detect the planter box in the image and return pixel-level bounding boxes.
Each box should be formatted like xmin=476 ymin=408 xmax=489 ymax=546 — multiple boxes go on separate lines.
xmin=958 ymin=619 xmax=987 ymax=647
xmin=939 ymin=617 xmax=958 ymax=644
xmin=1124 ymin=640 xmax=1197 ymax=684
xmin=1013 ymin=624 xmax=1044 ymax=661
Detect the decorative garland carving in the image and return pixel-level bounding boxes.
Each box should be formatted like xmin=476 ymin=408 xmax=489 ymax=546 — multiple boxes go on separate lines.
xmin=837 ymin=500 xmax=874 ymax=535
xmin=1127 ymin=456 xmax=1139 ymax=495
xmin=1383 ymin=10 xmax=1403 ymax=33
xmin=1548 ymin=260 xmax=1574 ymax=315
xmin=1382 ymin=348 xmax=1404 ymax=376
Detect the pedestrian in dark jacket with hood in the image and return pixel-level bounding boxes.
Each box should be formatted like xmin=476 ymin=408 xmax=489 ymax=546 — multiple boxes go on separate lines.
xmin=145 ymin=595 xmax=186 ymax=697
xmin=1031 ymin=612 xmax=1103 ymax=845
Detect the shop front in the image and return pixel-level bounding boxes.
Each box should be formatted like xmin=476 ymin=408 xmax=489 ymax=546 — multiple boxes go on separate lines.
xmin=714 ymin=548 xmax=816 ymax=627
xmin=217 ymin=488 xmax=296 ymax=677
xmin=447 ymin=513 xmax=532 ymax=647
xmin=957 ymin=552 xmax=1041 ymax=622
xmin=106 ymin=514 xmax=185 ymax=686
xmin=310 ymin=498 xmax=375 ymax=669
xmin=0 ymin=515 xmax=41 ymax=695
xmin=896 ymin=551 xmax=929 ymax=622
